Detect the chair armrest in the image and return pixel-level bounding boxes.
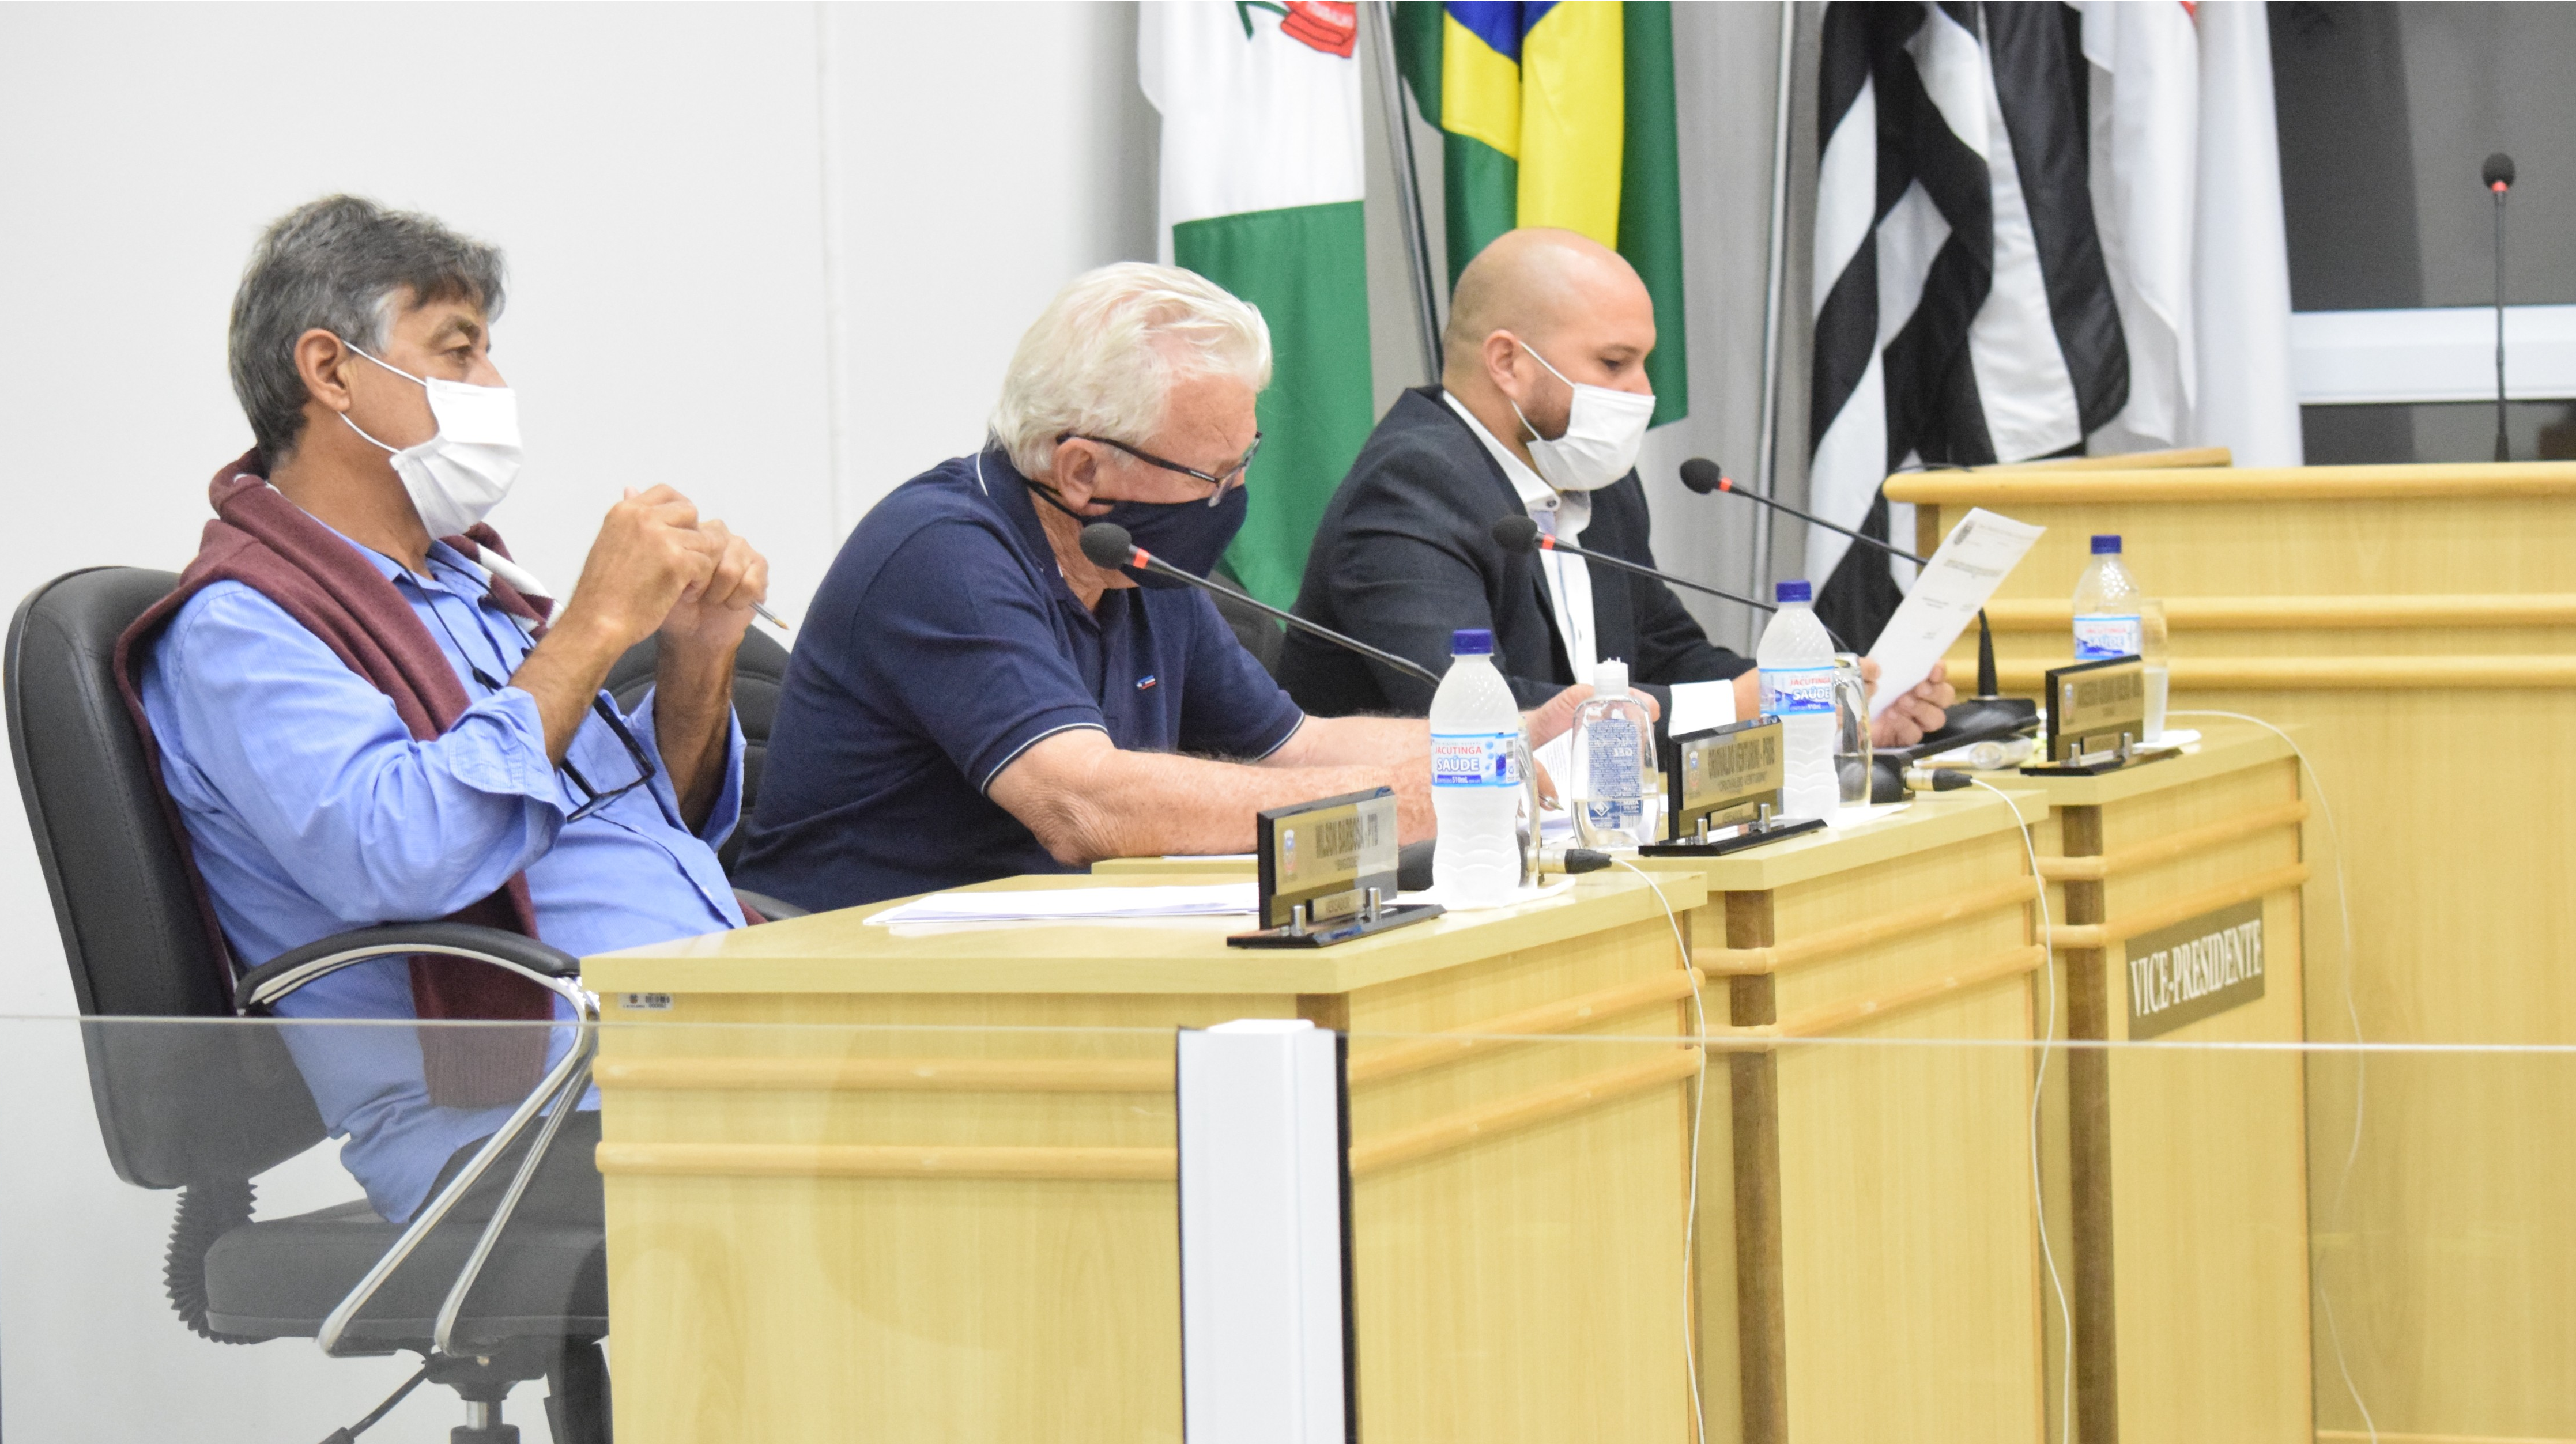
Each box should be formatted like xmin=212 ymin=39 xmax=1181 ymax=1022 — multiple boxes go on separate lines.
xmin=236 ymin=922 xmax=583 ymax=1015
xmin=733 ymin=888 xmax=809 ymax=921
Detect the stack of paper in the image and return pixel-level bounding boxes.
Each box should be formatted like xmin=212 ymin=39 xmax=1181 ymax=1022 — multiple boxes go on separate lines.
xmin=867 ymin=883 xmax=1258 ymax=926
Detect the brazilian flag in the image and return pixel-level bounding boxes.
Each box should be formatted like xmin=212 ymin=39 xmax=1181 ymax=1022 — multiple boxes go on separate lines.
xmin=1391 ymin=1 xmax=1689 ymax=426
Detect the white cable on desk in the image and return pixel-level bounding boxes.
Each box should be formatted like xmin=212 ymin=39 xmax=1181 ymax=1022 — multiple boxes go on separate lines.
xmin=1967 ymin=778 xmax=2075 ymax=1444
xmin=1613 ymin=858 xmax=1709 ymax=1444
xmin=2166 ymin=709 xmax=2374 ymax=1443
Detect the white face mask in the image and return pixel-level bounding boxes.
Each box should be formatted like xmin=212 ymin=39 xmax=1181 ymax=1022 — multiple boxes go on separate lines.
xmin=1510 ymin=344 xmax=1655 ymax=493
xmin=340 ymin=345 xmax=522 ymax=538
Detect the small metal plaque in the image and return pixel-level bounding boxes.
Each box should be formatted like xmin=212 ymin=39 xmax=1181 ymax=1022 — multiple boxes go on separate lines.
xmin=2045 ymin=656 xmax=2148 ymax=763
xmin=2125 ymin=898 xmax=2266 ymax=1039
xmin=1258 ymin=788 xmax=1401 ymax=930
xmin=1669 ymin=717 xmax=1787 ymax=836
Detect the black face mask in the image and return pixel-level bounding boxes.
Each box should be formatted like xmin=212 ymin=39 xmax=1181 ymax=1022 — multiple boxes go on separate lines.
xmin=1027 ymin=477 xmax=1250 ymax=589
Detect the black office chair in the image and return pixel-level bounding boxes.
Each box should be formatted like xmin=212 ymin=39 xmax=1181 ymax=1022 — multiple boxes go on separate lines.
xmin=7 ymin=568 xmax=610 ymax=1444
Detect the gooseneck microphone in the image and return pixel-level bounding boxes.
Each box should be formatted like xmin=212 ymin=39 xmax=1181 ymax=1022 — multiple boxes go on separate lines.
xmin=1078 ymin=522 xmax=1442 ymax=688
xmin=2486 ymin=152 xmax=2516 ymax=463
xmin=1677 ymin=456 xmax=2035 ymax=742
xmin=1488 ymin=514 xmax=1778 ymax=616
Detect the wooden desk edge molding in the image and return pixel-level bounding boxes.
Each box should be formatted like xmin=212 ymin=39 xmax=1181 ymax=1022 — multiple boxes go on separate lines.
xmin=1885 ymin=460 xmax=2576 ymax=505
xmin=2046 ymin=861 xmax=2309 ymax=952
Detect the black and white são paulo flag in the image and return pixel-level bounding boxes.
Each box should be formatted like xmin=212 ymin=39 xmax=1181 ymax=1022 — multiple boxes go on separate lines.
xmin=1806 ymin=1 xmax=2129 ymax=649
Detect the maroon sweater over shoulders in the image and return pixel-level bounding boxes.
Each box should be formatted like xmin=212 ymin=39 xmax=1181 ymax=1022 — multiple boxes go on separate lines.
xmin=116 ymin=452 xmax=560 ymax=1105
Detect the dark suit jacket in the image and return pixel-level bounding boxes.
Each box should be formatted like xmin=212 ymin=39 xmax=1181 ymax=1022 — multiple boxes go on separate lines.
xmin=1281 ymin=387 xmax=1751 ymax=716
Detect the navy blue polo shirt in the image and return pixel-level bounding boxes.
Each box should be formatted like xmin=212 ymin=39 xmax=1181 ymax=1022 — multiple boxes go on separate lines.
xmin=733 ymin=448 xmax=1306 ymax=912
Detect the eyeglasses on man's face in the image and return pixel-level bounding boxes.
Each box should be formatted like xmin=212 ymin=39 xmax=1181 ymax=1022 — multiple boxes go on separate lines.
xmin=1058 ymin=430 xmax=1262 ymax=506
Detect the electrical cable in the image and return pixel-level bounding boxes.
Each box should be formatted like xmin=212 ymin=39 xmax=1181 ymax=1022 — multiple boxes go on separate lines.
xmin=1613 ymin=857 xmax=1709 ymax=1444
xmin=2165 ymin=709 xmax=2373 ymax=1442
xmin=1965 ymin=778 xmax=2075 ymax=1444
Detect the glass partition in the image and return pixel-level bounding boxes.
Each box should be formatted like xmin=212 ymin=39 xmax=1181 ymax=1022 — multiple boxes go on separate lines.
xmin=0 ymin=1014 xmax=2565 ymax=1442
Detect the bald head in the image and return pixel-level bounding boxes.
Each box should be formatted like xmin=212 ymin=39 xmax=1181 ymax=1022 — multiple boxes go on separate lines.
xmin=1442 ymin=229 xmax=1651 ymax=375
xmin=1438 ymin=228 xmax=1657 ymax=466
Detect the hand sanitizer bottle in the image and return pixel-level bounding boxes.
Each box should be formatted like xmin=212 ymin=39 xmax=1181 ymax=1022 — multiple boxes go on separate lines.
xmin=1570 ymin=659 xmax=1653 ymax=852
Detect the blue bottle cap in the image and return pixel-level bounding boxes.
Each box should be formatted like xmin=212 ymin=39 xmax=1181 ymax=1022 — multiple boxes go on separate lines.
xmin=2092 ymin=534 xmax=2122 ymax=554
xmin=1450 ymin=628 xmax=1495 ymax=656
xmin=1774 ymin=580 xmax=1813 ymax=604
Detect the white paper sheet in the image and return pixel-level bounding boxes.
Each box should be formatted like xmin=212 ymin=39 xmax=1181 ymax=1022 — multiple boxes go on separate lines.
xmin=867 ymin=883 xmax=1258 ymax=925
xmin=1865 ymin=507 xmax=2045 ymax=717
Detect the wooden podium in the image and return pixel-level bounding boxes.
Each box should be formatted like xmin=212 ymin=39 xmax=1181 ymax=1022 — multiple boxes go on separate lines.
xmin=1890 ymin=463 xmax=2576 ymax=1441
xmin=2009 ymin=721 xmax=2313 ymax=1444
xmin=583 ymin=871 xmax=1706 ymax=1443
xmin=1636 ymin=791 xmax=2050 ymax=1444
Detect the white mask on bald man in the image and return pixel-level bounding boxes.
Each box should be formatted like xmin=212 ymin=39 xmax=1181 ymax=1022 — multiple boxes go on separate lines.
xmin=1511 ymin=344 xmax=1655 ymax=494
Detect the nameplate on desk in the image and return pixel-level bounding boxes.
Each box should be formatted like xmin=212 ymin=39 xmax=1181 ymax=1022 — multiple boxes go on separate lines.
xmin=2043 ymin=655 xmax=2148 ymax=765
xmin=1637 ymin=717 xmax=1824 ymax=856
xmin=1231 ymin=787 xmax=1439 ymax=948
xmin=1260 ymin=788 xmax=1399 ymax=928
xmin=2125 ymin=899 xmax=2265 ymax=1040
xmin=1670 ymin=717 xmax=1785 ymax=831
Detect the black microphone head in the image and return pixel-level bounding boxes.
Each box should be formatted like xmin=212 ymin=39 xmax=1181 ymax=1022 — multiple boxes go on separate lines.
xmin=1079 ymin=521 xmax=1137 ymax=569
xmin=1491 ymin=515 xmax=1541 ymax=554
xmin=1680 ymin=458 xmax=1728 ymax=495
xmin=2486 ymin=152 xmax=2517 ymax=190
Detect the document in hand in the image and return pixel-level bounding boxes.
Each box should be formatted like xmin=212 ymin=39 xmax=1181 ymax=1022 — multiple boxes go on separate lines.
xmin=1864 ymin=508 xmax=2044 ymax=717
xmin=866 ymin=883 xmax=1259 ymax=925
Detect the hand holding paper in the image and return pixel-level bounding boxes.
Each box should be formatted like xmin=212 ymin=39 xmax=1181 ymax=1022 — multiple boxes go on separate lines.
xmin=1863 ymin=508 xmax=2045 ymax=718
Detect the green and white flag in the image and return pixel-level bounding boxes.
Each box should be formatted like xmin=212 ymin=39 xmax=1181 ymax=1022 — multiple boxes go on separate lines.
xmin=1141 ymin=1 xmax=1375 ymax=610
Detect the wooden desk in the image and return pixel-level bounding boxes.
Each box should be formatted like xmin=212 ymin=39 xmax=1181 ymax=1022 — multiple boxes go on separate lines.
xmin=2008 ymin=721 xmax=2313 ymax=1444
xmin=1891 ymin=463 xmax=2573 ymax=1440
xmin=1634 ymin=791 xmax=2050 ymax=1444
xmin=584 ymin=871 xmax=1706 ymax=1443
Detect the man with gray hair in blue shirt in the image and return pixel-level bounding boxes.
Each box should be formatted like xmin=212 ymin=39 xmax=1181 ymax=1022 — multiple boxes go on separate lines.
xmin=131 ymin=195 xmax=770 ymax=1226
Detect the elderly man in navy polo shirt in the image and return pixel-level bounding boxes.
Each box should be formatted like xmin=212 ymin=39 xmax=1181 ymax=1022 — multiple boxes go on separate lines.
xmin=736 ymin=264 xmax=1595 ymax=912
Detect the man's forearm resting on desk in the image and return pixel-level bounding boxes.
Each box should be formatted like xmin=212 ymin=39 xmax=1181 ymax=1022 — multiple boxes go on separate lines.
xmin=984 ymin=689 xmax=1613 ymax=867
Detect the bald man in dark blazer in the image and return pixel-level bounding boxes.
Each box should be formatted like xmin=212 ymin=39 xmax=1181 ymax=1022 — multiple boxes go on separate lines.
xmin=1284 ymin=228 xmax=1954 ymax=745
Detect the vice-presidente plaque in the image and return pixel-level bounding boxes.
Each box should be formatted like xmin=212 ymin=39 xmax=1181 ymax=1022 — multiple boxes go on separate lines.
xmin=2124 ymin=898 xmax=2266 ymax=1039
xmin=2024 ymin=655 xmax=2174 ymax=776
xmin=1228 ymin=787 xmax=1444 ymax=949
xmin=1637 ymin=717 xmax=1826 ymax=857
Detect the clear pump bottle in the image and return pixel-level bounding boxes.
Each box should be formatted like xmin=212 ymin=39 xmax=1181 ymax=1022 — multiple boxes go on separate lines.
xmin=1570 ymin=659 xmax=1654 ymax=852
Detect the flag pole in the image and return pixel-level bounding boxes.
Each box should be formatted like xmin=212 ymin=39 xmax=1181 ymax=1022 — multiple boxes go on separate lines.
xmin=1368 ymin=1 xmax=1444 ymax=385
xmin=1751 ymin=0 xmax=1798 ymax=648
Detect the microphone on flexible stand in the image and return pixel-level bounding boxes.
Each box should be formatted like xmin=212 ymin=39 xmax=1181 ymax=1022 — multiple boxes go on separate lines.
xmin=2486 ymin=152 xmax=2517 ymax=463
xmin=1077 ymin=523 xmax=1443 ymax=689
xmin=1487 ymin=514 xmax=1780 ymax=618
xmin=1677 ymin=457 xmax=2037 ymax=744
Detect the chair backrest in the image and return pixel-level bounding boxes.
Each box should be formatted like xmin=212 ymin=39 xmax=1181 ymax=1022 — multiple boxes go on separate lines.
xmin=606 ymin=625 xmax=791 ymax=874
xmin=5 ymin=568 xmax=323 ymax=1189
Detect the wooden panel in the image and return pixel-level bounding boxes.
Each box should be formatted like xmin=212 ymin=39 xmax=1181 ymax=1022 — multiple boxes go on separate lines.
xmin=1702 ymin=828 xmax=2047 ymax=1444
xmin=1336 ymin=912 xmax=1698 ymax=1444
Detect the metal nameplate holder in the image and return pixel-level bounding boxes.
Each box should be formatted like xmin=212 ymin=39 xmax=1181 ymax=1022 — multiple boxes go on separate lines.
xmin=1228 ymin=787 xmax=1443 ymax=948
xmin=1637 ymin=717 xmax=1826 ymax=857
xmin=2021 ymin=655 xmax=2179 ymax=776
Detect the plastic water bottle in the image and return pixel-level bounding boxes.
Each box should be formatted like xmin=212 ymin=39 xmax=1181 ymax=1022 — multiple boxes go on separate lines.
xmin=1430 ymin=628 xmax=1522 ymax=905
xmin=1757 ymin=581 xmax=1838 ymax=821
xmin=1570 ymin=659 xmax=1654 ymax=852
xmin=2072 ymin=534 xmax=2167 ymax=738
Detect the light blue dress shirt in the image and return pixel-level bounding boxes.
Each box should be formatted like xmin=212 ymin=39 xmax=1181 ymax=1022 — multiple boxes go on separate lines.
xmin=136 ymin=529 xmax=744 ymax=1220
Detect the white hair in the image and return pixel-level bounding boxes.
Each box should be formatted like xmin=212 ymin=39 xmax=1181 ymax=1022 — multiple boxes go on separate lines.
xmin=991 ymin=262 xmax=1272 ymax=478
